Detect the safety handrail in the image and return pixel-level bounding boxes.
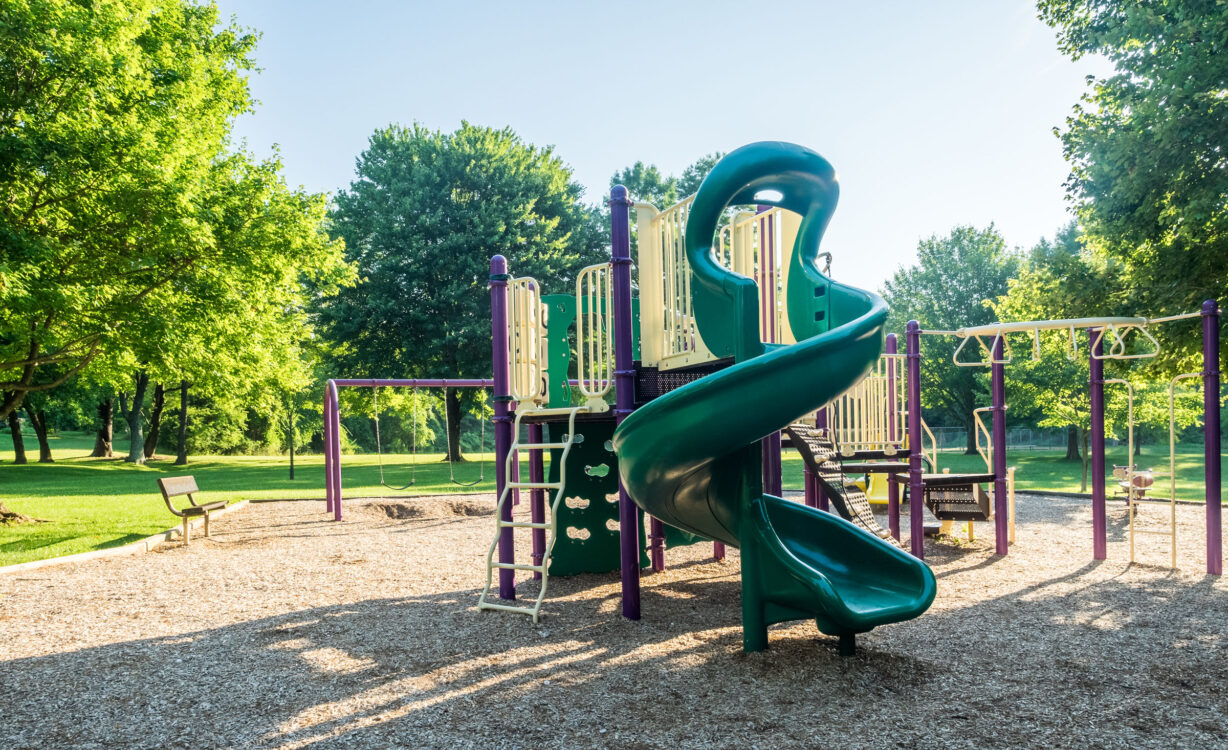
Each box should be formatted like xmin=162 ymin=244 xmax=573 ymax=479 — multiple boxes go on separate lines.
xmin=972 ymin=407 xmax=993 ymax=473
xmin=507 ymin=277 xmax=547 ymax=407
xmin=575 ymin=263 xmax=614 ymax=406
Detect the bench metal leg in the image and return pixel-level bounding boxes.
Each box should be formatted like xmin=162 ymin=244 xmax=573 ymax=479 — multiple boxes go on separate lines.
xmin=183 ymin=517 xmax=191 ymax=544
xmin=204 ymin=512 xmax=210 ymax=538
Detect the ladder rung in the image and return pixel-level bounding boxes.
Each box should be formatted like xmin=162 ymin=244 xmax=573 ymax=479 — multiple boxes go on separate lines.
xmin=1133 ymin=529 xmax=1175 ymax=536
xmin=515 ymin=442 xmax=569 ymax=450
xmin=479 ymin=601 xmax=541 ymax=616
xmin=511 ymin=482 xmax=562 ymax=490
xmin=492 ymin=562 xmax=545 ymax=571
xmin=500 ymin=521 xmax=551 ymax=529
xmin=1131 ymin=499 xmax=1178 ymax=505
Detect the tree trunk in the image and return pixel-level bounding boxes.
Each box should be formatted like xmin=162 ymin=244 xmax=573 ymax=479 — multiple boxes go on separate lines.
xmin=1065 ymin=425 xmax=1080 ymax=461
xmin=1080 ymin=427 xmax=1090 ymax=493
xmin=23 ymin=404 xmax=53 ymax=462
xmin=143 ymin=383 xmax=166 ymax=459
xmin=124 ymin=371 xmax=149 ymax=464
xmin=174 ymin=381 xmax=188 ymax=466
xmin=965 ymin=414 xmax=978 ymax=455
xmin=288 ymin=407 xmax=296 ymax=480
xmin=445 ymin=387 xmax=464 ymax=462
xmin=8 ymin=410 xmax=27 ymax=464
xmin=91 ymin=398 xmax=114 ymax=457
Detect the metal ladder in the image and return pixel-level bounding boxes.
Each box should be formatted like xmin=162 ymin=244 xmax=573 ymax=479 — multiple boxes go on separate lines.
xmin=477 ymin=405 xmax=587 ymax=622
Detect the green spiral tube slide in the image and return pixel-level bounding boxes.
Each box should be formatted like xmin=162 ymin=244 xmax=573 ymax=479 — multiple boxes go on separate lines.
xmin=612 ymin=142 xmax=936 ymax=654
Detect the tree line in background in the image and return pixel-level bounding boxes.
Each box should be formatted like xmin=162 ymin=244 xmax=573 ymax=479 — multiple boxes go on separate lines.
xmin=2 ymin=0 xmax=1224 ymax=476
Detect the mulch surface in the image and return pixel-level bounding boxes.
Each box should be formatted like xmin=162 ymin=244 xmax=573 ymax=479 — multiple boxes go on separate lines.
xmin=1 ymin=493 xmax=1225 ymax=749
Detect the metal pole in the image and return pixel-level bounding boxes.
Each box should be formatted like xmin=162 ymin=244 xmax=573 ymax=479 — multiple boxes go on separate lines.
xmin=1203 ymin=300 xmax=1222 ymax=575
xmin=762 ymin=432 xmax=782 ymax=496
xmin=528 ymin=423 xmax=546 ymax=579
xmin=323 ymin=384 xmax=333 ymax=515
xmin=331 ymin=378 xmax=494 ymax=388
xmin=815 ymin=408 xmax=829 ymax=512
xmin=611 ymin=186 xmax=641 ymax=619
xmin=490 ymin=255 xmax=515 ymax=599
xmin=1089 ymin=328 xmax=1107 ymax=560
xmin=886 ymin=334 xmax=900 ymax=540
xmin=328 ymin=379 xmax=342 ymax=521
xmin=992 ymin=335 xmax=1009 ymax=555
xmin=906 ymin=321 xmax=924 ymax=558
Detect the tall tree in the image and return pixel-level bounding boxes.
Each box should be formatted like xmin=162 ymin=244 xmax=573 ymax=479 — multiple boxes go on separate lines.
xmin=0 ymin=0 xmax=258 ymax=421
xmin=6 ymin=407 xmax=25 ymax=464
xmin=882 ymin=225 xmax=1021 ymax=453
xmin=321 ymin=122 xmax=606 ymax=459
xmin=995 ymin=223 xmax=1202 ymax=489
xmin=1039 ymin=0 xmax=1228 ymax=368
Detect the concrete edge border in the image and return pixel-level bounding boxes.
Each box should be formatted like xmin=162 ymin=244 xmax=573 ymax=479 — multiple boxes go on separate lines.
xmin=0 ymin=500 xmax=251 ymax=576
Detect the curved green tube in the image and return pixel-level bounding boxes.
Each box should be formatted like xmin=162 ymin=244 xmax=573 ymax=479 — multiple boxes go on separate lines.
xmin=613 ymin=142 xmax=935 ymax=652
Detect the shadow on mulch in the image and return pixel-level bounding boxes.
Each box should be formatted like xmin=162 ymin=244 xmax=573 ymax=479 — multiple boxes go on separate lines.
xmin=4 ymin=557 xmax=1226 ymax=749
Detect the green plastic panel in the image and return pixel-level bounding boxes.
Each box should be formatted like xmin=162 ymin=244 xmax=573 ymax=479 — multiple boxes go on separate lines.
xmin=546 ymin=420 xmax=649 ymax=575
xmin=542 ymin=293 xmax=575 ymax=408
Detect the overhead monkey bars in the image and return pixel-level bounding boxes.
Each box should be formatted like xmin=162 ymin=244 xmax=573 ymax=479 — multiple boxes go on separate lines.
xmin=908 ymin=304 xmax=1222 ymax=573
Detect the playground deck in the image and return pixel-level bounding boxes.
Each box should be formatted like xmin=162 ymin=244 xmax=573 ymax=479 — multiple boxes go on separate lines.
xmin=2 ymin=494 xmax=1225 ymax=749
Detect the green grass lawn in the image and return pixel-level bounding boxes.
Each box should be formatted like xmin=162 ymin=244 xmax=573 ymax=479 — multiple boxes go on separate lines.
xmin=781 ymin=443 xmax=1225 ymax=497
xmin=1 ymin=428 xmax=1223 ymax=567
xmin=0 ymin=429 xmax=515 ymax=566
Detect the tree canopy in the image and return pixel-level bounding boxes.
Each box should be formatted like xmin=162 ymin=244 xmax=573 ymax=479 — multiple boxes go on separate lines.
xmin=0 ymin=0 xmax=257 ymax=420
xmin=318 ymin=122 xmax=606 ymax=457
xmin=882 ymin=225 xmax=1021 ymax=452
xmin=1039 ymin=0 xmax=1228 ymax=358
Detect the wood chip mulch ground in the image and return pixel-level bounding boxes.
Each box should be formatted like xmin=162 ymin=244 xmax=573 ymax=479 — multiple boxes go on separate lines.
xmin=1 ymin=492 xmax=1225 ymax=749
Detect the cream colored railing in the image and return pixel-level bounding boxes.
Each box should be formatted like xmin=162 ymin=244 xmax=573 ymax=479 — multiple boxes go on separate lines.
xmin=827 ymin=353 xmax=904 ymax=453
xmin=507 ymin=276 xmax=547 ymax=408
xmin=730 ymin=207 xmax=801 ymax=346
xmin=575 ymin=263 xmax=614 ymax=408
xmin=636 ymin=198 xmax=805 ymax=369
xmin=973 ymin=407 xmax=994 ymax=473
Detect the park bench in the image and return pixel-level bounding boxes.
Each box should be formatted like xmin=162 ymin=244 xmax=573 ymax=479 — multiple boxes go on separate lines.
xmin=157 ymin=476 xmax=226 ymax=544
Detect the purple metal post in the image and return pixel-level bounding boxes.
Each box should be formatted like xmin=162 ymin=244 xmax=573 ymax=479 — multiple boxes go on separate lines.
xmin=323 ymin=384 xmax=333 ymax=515
xmin=1203 ymin=300 xmax=1222 ymax=575
xmin=815 ymin=408 xmax=829 ymax=512
xmin=528 ymin=423 xmax=546 ymax=579
xmin=906 ymin=321 xmax=924 ymax=559
xmin=490 ymin=256 xmax=515 ymax=599
xmin=886 ymin=334 xmax=900 ymax=540
xmin=328 ymin=379 xmax=342 ymax=522
xmin=991 ymin=336 xmax=1009 ymax=555
xmin=610 ymin=186 xmax=641 ymax=619
xmin=1089 ymin=328 xmax=1107 ymax=560
xmin=762 ymin=433 xmax=782 ymax=496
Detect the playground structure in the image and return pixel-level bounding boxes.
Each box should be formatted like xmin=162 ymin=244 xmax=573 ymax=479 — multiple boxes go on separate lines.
xmin=916 ymin=309 xmax=1223 ymax=571
xmin=320 ymin=141 xmax=1224 ymax=654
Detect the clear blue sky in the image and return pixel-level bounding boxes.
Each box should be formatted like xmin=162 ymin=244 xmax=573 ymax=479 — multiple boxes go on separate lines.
xmin=214 ymin=0 xmax=1112 ymax=291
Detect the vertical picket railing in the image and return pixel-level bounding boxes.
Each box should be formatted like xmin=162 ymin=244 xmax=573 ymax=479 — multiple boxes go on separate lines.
xmin=825 ymin=353 xmax=904 ymax=452
xmin=507 ymin=277 xmax=547 ymax=407
xmin=576 ymin=262 xmax=614 ymax=406
xmin=637 ymin=197 xmax=801 ymax=368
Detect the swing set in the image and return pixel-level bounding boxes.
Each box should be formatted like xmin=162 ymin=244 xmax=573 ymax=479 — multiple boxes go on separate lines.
xmin=371 ymin=385 xmax=488 ymax=490
xmin=322 ymin=378 xmax=494 ymax=520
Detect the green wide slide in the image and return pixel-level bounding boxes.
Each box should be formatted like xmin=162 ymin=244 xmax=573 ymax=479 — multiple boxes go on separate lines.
xmin=613 ymin=142 xmax=935 ymax=653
